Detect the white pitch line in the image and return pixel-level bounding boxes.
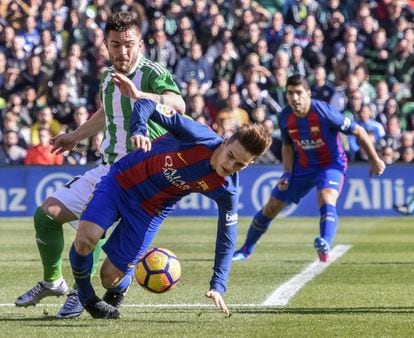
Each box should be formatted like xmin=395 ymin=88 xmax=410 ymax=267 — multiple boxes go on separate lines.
xmin=261 ymin=244 xmax=352 ymax=306
xmin=0 ymin=303 xmax=263 ymax=308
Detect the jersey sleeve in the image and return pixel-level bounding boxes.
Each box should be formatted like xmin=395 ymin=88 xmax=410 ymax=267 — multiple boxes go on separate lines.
xmin=209 ymin=175 xmax=239 ymax=294
xmin=324 ymin=103 xmax=356 ymax=135
xmin=144 ymin=65 xmax=182 ymax=95
xmin=131 ymin=99 xmax=217 ymax=143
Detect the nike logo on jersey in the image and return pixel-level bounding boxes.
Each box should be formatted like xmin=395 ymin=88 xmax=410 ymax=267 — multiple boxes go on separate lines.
xmin=177 ymin=152 xmax=188 ymax=164
xmin=328 ymin=180 xmax=339 ymax=185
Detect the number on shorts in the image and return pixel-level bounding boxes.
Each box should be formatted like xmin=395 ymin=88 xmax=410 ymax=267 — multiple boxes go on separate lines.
xmin=64 ymin=176 xmax=81 ymax=189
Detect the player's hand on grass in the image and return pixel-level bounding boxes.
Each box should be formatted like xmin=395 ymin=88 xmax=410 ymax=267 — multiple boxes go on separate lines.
xmin=205 ymin=289 xmax=231 ymax=317
xmin=369 ymin=158 xmax=386 ymax=177
xmin=131 ymin=134 xmax=151 ymax=152
xmin=50 ymin=133 xmax=77 ymax=154
xmin=111 ymin=72 xmax=142 ymax=99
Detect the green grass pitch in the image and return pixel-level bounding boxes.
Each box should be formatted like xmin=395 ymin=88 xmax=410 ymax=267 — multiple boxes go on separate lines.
xmin=1 ymin=217 xmax=413 ymax=337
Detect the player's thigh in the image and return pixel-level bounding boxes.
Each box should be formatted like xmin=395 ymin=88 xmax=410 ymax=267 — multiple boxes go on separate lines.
xmin=271 ymin=175 xmax=315 ymax=205
xmin=316 ymin=168 xmax=344 ymax=206
xmin=49 ymin=165 xmax=109 ymax=227
xmin=103 ymin=210 xmax=164 ymax=275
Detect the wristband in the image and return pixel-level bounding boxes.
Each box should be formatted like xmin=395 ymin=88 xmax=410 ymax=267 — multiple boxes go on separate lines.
xmin=280 ymin=172 xmax=291 ymax=181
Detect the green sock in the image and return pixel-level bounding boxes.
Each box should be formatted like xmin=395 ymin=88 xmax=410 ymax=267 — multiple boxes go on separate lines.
xmin=72 ymin=238 xmax=105 ymax=289
xmin=34 ymin=207 xmax=64 ymax=282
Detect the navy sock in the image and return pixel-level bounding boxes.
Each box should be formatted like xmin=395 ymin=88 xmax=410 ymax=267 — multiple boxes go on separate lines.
xmin=69 ymin=243 xmax=96 ymax=304
xmin=319 ymin=204 xmax=338 ymax=247
xmin=243 ymin=210 xmax=273 ymax=255
xmin=108 ymin=270 xmax=133 ymax=293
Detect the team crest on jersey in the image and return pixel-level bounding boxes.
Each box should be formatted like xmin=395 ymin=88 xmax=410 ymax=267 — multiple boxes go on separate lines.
xmin=156 ymin=103 xmax=176 ymax=117
xmin=310 ymin=126 xmax=320 ymax=133
xmin=196 ymin=180 xmax=209 ymax=191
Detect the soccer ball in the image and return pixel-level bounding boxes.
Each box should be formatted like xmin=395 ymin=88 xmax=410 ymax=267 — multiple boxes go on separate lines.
xmin=135 ymin=247 xmax=181 ymax=293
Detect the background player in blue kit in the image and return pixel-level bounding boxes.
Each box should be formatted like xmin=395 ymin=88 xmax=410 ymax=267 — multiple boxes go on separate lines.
xmin=69 ymin=98 xmax=272 ymax=319
xmin=233 ymin=75 xmax=386 ymax=263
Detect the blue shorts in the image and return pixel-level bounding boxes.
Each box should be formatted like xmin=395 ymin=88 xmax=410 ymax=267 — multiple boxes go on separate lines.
xmin=272 ymin=166 xmax=345 ymax=205
xmin=80 ymin=178 xmax=166 ymax=274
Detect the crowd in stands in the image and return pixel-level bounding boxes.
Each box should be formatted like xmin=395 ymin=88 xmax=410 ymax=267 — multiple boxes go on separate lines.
xmin=0 ymin=0 xmax=413 ymax=166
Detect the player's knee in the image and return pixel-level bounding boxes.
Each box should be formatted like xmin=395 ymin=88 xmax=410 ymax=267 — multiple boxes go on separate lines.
xmin=74 ymin=236 xmax=96 ymax=256
xmin=41 ymin=197 xmax=77 ymax=223
xmin=263 ymin=198 xmax=283 ymax=218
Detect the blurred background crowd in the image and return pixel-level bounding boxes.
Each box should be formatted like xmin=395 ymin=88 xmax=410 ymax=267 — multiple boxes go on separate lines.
xmin=0 ymin=0 xmax=413 ymax=166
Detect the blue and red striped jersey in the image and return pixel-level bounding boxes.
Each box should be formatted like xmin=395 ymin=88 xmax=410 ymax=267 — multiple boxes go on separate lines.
xmin=105 ymin=99 xmax=239 ymax=294
xmin=279 ymin=99 xmax=356 ymax=172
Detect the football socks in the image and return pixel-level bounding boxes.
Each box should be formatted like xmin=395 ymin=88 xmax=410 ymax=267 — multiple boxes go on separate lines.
xmin=69 ymin=243 xmax=96 ymax=304
xmin=34 ymin=207 xmax=65 ymax=282
xmin=319 ymin=204 xmax=338 ymax=247
xmin=242 ymin=210 xmax=273 ymax=255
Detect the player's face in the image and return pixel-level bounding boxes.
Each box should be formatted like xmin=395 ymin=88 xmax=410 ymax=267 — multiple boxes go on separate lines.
xmin=212 ymin=140 xmax=255 ymax=177
xmin=286 ymin=84 xmax=311 ymax=117
xmin=105 ymin=28 xmax=142 ymax=73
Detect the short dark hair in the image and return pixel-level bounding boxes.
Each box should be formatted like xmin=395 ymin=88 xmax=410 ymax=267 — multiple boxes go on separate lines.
xmin=104 ymin=11 xmax=141 ymax=37
xmin=229 ymin=124 xmax=272 ymax=157
xmin=286 ymin=74 xmax=310 ymax=90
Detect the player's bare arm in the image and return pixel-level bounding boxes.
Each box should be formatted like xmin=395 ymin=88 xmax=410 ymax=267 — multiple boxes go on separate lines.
xmin=353 ymin=124 xmax=386 ymax=176
xmin=111 ymin=72 xmax=186 ymax=114
xmin=51 ymin=107 xmax=105 ymax=155
xmin=278 ymin=143 xmax=294 ymax=191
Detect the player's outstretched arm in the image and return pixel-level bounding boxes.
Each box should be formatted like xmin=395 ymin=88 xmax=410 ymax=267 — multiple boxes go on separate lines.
xmin=205 ymin=289 xmax=231 ymax=317
xmin=51 ymin=107 xmax=105 ymax=154
xmin=353 ymin=125 xmax=386 ymax=176
xmin=111 ymin=72 xmax=186 ymax=114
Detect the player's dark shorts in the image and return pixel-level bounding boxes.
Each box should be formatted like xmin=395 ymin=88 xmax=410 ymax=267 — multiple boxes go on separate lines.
xmin=80 ymin=176 xmax=166 ymax=274
xmin=272 ymin=166 xmax=345 ymax=205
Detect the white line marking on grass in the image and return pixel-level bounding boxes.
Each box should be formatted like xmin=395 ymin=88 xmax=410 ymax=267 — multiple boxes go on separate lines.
xmin=0 ymin=303 xmax=262 ymax=308
xmin=261 ymin=244 xmax=352 ymax=307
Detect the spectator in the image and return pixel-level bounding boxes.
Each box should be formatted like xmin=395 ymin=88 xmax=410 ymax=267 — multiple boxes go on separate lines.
xmin=215 ymin=91 xmax=250 ymax=133
xmin=288 ymin=44 xmax=310 ymax=77
xmin=212 ymin=39 xmax=239 ymax=85
xmin=376 ymin=97 xmax=403 ymax=130
xmin=86 ymin=131 xmax=104 ymax=165
xmin=387 ymin=38 xmax=414 ymax=101
xmin=372 ymin=80 xmax=391 ymax=117
xmin=205 ymin=78 xmax=231 ymax=122
xmin=8 ymin=35 xmax=28 ymax=71
xmin=399 ymin=146 xmax=414 ymax=163
xmin=303 ymin=27 xmax=329 ymax=70
xmin=310 ymin=66 xmax=336 ymax=103
xmin=264 ymin=11 xmax=285 ymax=53
xmin=52 ymin=14 xmax=70 ymax=58
xmin=174 ymin=42 xmax=212 ymax=95
xmin=1 ymin=112 xmax=29 ymax=148
xmin=268 ymin=67 xmax=287 ymax=107
xmin=186 ymin=93 xmax=211 ymax=125
xmin=364 ymin=28 xmax=389 ymax=85
xmin=285 ymin=0 xmax=322 ymax=28
xmin=398 ymin=131 xmax=413 ymax=158
xmin=356 ymin=104 xmax=386 ymax=142
xmin=24 ymin=127 xmax=64 ymax=165
xmin=380 ymin=145 xmax=399 ymax=165
xmin=240 ymin=81 xmax=281 ymax=122
xmin=377 ymin=115 xmax=402 ymax=151
xmin=64 ymin=106 xmax=90 ymax=165
xmin=147 ymin=29 xmax=177 ymax=73
xmin=354 ymin=64 xmax=376 ymax=102
xmin=30 ymin=106 xmax=61 ymax=146
xmin=17 ymin=54 xmax=47 ymax=98
xmin=18 ymin=15 xmax=40 ymax=54
xmin=254 ymin=38 xmax=273 ymax=70
xmin=48 ymin=82 xmax=77 ymax=126
xmin=0 ymin=128 xmax=27 ymax=165
xmin=332 ymin=41 xmax=365 ymax=87
xmin=235 ymin=52 xmax=272 ymax=90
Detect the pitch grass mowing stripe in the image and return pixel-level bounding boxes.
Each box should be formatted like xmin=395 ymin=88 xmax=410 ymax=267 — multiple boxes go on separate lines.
xmin=261 ymin=244 xmax=352 ymax=307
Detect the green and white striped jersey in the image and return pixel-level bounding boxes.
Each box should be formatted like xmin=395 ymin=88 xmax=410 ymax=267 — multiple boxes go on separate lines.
xmin=99 ymin=56 xmax=181 ymax=164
